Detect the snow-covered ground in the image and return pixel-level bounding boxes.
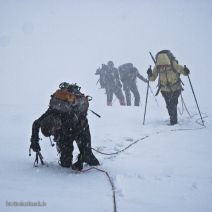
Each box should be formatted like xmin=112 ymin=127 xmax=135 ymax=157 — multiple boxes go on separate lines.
xmin=0 ymin=100 xmax=211 ymax=212
xmin=1 ymin=0 xmax=212 ymax=212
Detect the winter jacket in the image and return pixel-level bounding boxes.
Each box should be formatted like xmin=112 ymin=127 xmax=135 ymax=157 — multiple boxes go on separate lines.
xmin=105 ymin=68 xmax=122 ymax=89
xmin=149 ymin=53 xmax=187 ymax=92
xmin=119 ymin=64 xmax=147 ymax=84
xmin=31 ymin=108 xmax=88 ymax=142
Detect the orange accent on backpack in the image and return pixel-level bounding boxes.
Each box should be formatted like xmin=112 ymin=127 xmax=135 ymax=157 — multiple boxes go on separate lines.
xmin=52 ymin=89 xmax=76 ymax=104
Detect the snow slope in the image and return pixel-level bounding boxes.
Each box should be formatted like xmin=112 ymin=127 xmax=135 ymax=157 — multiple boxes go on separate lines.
xmin=0 ymin=101 xmax=211 ymax=212
xmin=1 ymin=0 xmax=212 ymax=212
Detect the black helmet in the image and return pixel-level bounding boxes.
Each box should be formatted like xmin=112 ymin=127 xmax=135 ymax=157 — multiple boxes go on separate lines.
xmin=59 ymin=82 xmax=81 ymax=93
xmin=59 ymin=82 xmax=70 ymax=89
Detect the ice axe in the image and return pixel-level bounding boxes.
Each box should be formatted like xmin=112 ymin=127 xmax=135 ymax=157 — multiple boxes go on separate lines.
xmin=29 ymin=147 xmax=45 ymax=167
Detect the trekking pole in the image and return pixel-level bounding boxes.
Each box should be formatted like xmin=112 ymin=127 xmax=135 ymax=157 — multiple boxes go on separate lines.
xmin=143 ymin=76 xmax=150 ymax=125
xmin=186 ymin=66 xmax=204 ymax=126
xmin=89 ymin=109 xmax=101 ymax=118
xmin=149 ymin=51 xmax=156 ymax=64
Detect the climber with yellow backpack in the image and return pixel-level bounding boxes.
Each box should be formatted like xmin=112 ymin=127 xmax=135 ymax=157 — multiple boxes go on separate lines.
xmin=30 ymin=82 xmax=99 ymax=171
xmin=147 ymin=50 xmax=190 ymax=125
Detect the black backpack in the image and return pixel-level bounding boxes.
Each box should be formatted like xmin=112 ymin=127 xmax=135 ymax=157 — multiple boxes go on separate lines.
xmin=49 ymin=83 xmax=91 ymax=115
xmin=118 ymin=63 xmax=135 ymax=82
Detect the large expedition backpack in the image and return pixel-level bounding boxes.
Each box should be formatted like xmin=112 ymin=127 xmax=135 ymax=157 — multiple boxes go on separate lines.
xmin=118 ymin=63 xmax=135 ymax=82
xmin=154 ymin=50 xmax=183 ymax=95
xmin=96 ymin=65 xmax=107 ymax=88
xmin=156 ymin=50 xmax=178 ymax=66
xmin=49 ymin=82 xmax=91 ymax=115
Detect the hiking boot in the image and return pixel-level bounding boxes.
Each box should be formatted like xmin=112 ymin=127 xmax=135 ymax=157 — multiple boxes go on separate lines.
xmin=60 ymin=159 xmax=72 ymax=168
xmin=59 ymin=148 xmax=72 ymax=168
xmin=170 ymin=119 xmax=178 ymax=125
xmin=107 ymin=101 xmax=112 ymax=106
xmin=84 ymin=154 xmax=100 ymax=166
xmin=72 ymin=161 xmax=83 ymax=171
xmin=119 ymin=99 xmax=126 ymax=106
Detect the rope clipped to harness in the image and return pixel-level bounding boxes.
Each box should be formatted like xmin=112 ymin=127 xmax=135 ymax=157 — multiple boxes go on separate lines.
xmin=178 ymin=93 xmax=192 ymax=118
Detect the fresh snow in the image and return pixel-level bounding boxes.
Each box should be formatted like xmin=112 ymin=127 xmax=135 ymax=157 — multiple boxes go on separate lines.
xmin=0 ymin=103 xmax=211 ymax=212
xmin=0 ymin=0 xmax=212 ymax=212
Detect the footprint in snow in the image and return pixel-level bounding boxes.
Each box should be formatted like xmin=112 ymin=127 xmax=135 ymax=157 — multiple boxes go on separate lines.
xmin=125 ymin=138 xmax=134 ymax=142
xmin=191 ymin=182 xmax=198 ymax=190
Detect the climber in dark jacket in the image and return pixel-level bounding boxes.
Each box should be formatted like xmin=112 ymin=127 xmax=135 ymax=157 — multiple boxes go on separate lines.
xmin=30 ymin=82 xmax=99 ymax=171
xmin=118 ymin=63 xmax=147 ymax=106
xmin=95 ymin=61 xmax=126 ymax=106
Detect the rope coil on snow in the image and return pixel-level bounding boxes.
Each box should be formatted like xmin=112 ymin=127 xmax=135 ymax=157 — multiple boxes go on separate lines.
xmin=92 ymin=111 xmax=208 ymax=157
xmin=31 ymin=103 xmax=208 ymax=212
xmin=92 ymin=136 xmax=149 ymax=156
xmin=80 ymin=167 xmax=117 ymax=212
xmin=86 ymin=112 xmax=208 ymax=212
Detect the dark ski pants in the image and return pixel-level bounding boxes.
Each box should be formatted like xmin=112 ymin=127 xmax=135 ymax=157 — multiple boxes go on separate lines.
xmin=123 ymin=83 xmax=140 ymax=106
xmin=57 ymin=136 xmax=74 ymax=168
xmin=106 ymin=87 xmax=126 ymax=106
xmin=161 ymin=90 xmax=181 ymax=125
xmin=75 ymin=125 xmax=99 ymax=166
xmin=57 ymin=125 xmax=99 ymax=167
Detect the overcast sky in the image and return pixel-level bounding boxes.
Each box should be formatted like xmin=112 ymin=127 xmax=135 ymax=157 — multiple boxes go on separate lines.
xmin=0 ymin=0 xmax=211 ymax=105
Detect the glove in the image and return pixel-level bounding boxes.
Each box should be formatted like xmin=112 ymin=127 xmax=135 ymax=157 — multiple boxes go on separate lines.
xmin=184 ymin=66 xmax=190 ymax=76
xmin=147 ymin=67 xmax=152 ymax=77
xmin=30 ymin=139 xmax=41 ymax=152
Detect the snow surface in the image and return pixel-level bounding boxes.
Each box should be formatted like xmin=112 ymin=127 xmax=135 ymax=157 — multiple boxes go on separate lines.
xmin=0 ymin=103 xmax=212 ymax=212
xmin=0 ymin=0 xmax=212 ymax=212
